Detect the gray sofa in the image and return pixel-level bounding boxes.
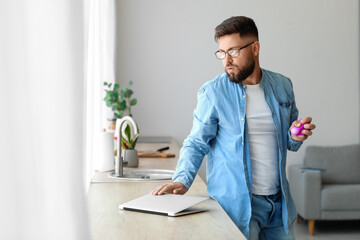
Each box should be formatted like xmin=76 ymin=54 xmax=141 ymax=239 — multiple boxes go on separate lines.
xmin=288 ymin=144 xmax=360 ymax=235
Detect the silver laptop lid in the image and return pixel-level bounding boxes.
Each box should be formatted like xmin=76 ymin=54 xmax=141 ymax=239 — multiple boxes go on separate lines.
xmin=119 ymin=193 xmax=208 ymax=216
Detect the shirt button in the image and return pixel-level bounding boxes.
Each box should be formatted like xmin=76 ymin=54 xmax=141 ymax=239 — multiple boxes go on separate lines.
xmin=241 ymin=118 xmax=244 ymax=121
xmin=242 ymin=141 xmax=244 ymax=145
xmin=243 ymin=95 xmax=246 ymax=98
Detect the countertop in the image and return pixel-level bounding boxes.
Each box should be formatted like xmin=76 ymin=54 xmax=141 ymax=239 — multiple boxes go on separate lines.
xmin=87 ymin=137 xmax=246 ymax=240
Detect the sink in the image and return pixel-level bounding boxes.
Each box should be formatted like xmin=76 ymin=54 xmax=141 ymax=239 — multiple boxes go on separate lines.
xmin=107 ymin=169 xmax=175 ymax=181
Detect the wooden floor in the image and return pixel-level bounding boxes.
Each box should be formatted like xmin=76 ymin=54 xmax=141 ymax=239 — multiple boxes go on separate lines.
xmin=294 ymin=219 xmax=360 ymax=240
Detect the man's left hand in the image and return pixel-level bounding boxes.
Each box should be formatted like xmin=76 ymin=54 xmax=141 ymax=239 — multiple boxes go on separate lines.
xmin=290 ymin=116 xmax=316 ymax=142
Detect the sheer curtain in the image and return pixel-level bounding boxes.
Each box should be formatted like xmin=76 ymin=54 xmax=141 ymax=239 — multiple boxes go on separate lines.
xmin=0 ymin=0 xmax=90 ymax=239
xmin=84 ymin=0 xmax=117 ymax=189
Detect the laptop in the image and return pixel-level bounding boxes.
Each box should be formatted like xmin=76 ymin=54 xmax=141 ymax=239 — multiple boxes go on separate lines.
xmin=119 ymin=193 xmax=209 ymax=217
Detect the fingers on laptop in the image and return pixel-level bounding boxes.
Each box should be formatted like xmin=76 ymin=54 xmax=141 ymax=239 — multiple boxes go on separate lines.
xmin=151 ymin=182 xmax=187 ymax=195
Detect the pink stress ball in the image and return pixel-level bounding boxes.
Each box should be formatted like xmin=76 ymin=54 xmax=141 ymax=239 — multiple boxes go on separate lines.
xmin=291 ymin=119 xmax=310 ymax=135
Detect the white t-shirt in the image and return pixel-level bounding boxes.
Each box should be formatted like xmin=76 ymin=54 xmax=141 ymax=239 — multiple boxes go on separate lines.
xmin=245 ymin=84 xmax=280 ymax=195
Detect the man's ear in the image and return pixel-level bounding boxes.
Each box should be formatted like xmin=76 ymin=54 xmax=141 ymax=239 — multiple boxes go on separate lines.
xmin=253 ymin=41 xmax=260 ymax=56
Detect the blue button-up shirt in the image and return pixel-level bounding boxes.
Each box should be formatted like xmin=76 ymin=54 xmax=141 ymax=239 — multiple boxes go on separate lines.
xmin=173 ymin=68 xmax=302 ymax=238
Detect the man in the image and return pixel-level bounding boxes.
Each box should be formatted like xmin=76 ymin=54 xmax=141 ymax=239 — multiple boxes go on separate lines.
xmin=152 ymin=16 xmax=316 ymax=239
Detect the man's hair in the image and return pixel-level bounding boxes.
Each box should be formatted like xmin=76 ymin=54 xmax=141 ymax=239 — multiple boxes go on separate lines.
xmin=214 ymin=16 xmax=258 ymax=42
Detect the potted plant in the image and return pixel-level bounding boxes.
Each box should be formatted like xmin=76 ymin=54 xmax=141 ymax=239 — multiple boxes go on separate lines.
xmin=103 ymin=81 xmax=138 ymax=130
xmin=120 ymin=123 xmax=140 ymax=167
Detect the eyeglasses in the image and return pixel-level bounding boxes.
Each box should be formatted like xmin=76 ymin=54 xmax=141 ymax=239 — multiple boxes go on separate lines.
xmin=214 ymin=41 xmax=255 ymax=60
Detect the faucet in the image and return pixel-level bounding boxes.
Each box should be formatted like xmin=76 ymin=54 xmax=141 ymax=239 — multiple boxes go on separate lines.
xmin=114 ymin=116 xmax=139 ymax=176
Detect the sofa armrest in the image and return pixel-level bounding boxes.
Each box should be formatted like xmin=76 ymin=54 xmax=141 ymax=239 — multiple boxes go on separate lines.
xmin=288 ymin=164 xmax=322 ymax=220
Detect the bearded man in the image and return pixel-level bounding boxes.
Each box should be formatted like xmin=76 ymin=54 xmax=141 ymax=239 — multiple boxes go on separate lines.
xmin=152 ymin=16 xmax=316 ymax=240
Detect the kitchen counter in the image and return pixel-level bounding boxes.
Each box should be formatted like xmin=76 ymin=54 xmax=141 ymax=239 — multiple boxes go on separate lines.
xmin=87 ymin=137 xmax=246 ymax=240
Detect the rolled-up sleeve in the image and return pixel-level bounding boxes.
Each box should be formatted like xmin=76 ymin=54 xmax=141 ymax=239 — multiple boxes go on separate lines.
xmin=172 ymin=87 xmax=218 ymax=189
xmin=287 ymin=81 xmax=303 ymax=152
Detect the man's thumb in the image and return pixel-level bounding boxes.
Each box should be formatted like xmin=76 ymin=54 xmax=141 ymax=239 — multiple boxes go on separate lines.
xmin=173 ymin=187 xmax=185 ymax=194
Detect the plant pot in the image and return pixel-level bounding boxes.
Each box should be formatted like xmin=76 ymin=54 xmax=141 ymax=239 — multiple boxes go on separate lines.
xmin=123 ymin=149 xmax=139 ymax=167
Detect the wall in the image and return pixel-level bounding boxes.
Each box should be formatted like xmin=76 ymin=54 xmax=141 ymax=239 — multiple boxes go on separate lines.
xmin=115 ymin=0 xmax=360 ymax=176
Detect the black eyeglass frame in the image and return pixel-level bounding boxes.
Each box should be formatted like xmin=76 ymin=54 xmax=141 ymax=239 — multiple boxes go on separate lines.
xmin=214 ymin=41 xmax=256 ymax=60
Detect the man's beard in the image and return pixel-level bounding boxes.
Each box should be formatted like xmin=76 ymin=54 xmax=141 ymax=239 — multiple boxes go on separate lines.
xmin=226 ymin=58 xmax=255 ymax=84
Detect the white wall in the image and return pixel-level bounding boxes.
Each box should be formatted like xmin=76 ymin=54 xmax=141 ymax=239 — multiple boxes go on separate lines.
xmin=115 ymin=0 xmax=359 ymax=169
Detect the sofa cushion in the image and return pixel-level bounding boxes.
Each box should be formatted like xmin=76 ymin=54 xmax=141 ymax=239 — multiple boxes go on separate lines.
xmin=321 ymin=184 xmax=360 ymax=210
xmin=304 ymin=145 xmax=360 ymax=184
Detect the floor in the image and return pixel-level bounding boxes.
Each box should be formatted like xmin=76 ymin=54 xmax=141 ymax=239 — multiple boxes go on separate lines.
xmin=294 ymin=219 xmax=360 ymax=240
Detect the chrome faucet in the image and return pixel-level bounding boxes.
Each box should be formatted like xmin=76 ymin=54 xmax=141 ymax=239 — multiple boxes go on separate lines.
xmin=114 ymin=116 xmax=139 ymax=176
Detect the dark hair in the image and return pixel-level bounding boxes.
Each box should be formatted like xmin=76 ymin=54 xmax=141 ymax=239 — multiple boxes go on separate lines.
xmin=214 ymin=16 xmax=258 ymax=42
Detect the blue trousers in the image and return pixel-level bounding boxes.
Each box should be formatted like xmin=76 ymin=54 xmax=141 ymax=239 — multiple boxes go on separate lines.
xmin=249 ymin=192 xmax=295 ymax=240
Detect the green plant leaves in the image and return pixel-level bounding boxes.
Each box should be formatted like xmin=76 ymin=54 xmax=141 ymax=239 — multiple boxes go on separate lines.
xmin=131 ymin=134 xmax=139 ymax=148
xmin=111 ymin=92 xmax=118 ymax=102
xmin=103 ymin=81 xmax=137 ymax=118
xmin=120 ymin=134 xmax=131 ymax=149
xmin=104 ymin=93 xmax=112 ymax=106
xmin=111 ymin=103 xmax=118 ymax=110
xmin=120 ymin=88 xmax=125 ymax=99
xmin=130 ymin=99 xmax=137 ymax=106
xmin=119 ymin=100 xmax=126 ymax=110
xmin=114 ymin=110 xmax=124 ymax=118
xmin=119 ymin=123 xmax=139 ymax=149
xmin=124 ymin=89 xmax=133 ymax=98
xmin=124 ymin=124 xmax=131 ymax=141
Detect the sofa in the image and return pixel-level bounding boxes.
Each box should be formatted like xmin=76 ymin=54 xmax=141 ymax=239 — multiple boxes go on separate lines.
xmin=288 ymin=144 xmax=360 ymax=235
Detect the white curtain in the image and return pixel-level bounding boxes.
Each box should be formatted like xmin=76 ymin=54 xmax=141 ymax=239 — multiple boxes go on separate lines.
xmin=0 ymin=1 xmax=90 ymax=239
xmin=84 ymin=0 xmax=117 ymax=180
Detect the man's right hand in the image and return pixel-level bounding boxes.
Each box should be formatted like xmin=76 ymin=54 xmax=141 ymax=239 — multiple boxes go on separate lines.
xmin=151 ymin=182 xmax=188 ymax=195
